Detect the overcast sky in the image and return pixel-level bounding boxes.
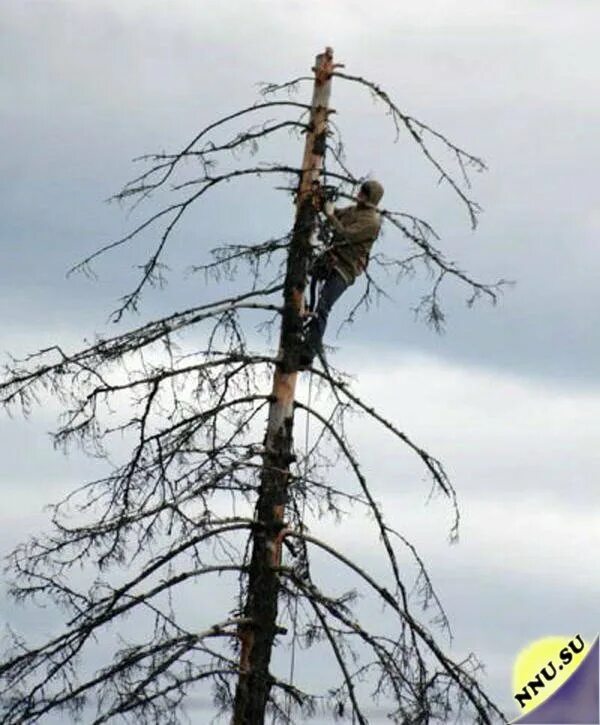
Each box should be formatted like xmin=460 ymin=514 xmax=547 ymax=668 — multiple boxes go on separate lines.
xmin=1 ymin=2 xmax=599 ymax=723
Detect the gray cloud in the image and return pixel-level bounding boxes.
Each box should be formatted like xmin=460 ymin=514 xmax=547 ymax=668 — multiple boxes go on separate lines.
xmin=3 ymin=0 xmax=600 ymax=383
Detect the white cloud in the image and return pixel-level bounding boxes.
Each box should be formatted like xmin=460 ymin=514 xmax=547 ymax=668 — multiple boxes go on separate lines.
xmin=299 ymin=351 xmax=599 ymax=716
xmin=1 ymin=332 xmax=598 ymax=721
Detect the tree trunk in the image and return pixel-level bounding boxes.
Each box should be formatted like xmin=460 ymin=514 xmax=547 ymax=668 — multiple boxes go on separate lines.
xmin=232 ymin=48 xmax=334 ymax=724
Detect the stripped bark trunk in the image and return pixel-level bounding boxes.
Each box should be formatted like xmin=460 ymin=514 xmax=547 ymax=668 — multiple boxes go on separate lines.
xmin=232 ymin=48 xmax=334 ymax=724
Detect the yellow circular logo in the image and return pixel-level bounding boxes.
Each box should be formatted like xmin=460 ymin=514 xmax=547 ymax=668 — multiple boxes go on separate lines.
xmin=512 ymin=635 xmax=588 ymax=715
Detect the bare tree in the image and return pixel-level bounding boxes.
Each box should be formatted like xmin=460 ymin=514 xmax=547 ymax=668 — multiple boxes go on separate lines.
xmin=0 ymin=48 xmax=507 ymax=724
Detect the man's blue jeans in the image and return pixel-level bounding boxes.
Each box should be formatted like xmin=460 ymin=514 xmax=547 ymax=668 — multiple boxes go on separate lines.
xmin=305 ymin=270 xmax=349 ymax=355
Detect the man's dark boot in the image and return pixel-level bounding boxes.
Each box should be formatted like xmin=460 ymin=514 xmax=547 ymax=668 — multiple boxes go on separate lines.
xmin=298 ymin=347 xmax=314 ymax=370
xmin=298 ymin=321 xmax=321 ymax=369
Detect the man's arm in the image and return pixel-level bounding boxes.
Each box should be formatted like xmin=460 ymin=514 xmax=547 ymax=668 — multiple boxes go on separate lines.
xmin=324 ymin=201 xmax=344 ymax=221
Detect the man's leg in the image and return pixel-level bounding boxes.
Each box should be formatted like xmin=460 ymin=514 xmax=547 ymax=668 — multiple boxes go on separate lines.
xmin=302 ymin=270 xmax=348 ymax=362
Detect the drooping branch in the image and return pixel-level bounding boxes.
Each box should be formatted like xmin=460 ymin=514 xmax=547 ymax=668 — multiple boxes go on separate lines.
xmin=282 ymin=530 xmax=506 ymax=724
xmin=188 ymin=234 xmax=290 ymax=283
xmin=0 ymin=283 xmax=283 ymax=413
xmin=141 ymin=120 xmax=307 ymax=172
xmin=69 ymin=165 xmax=299 ymax=321
xmin=332 ymin=71 xmax=486 ymax=229
xmin=303 ymin=369 xmax=458 ymax=511
xmin=117 ymin=101 xmax=311 ymax=198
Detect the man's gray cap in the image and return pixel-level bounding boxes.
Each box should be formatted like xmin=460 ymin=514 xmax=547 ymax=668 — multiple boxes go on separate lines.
xmin=361 ymin=179 xmax=384 ymax=206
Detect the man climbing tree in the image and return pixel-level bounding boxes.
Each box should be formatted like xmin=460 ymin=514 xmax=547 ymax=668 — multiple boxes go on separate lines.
xmin=301 ymin=178 xmax=385 ymax=367
xmin=0 ymin=49 xmax=507 ymax=724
